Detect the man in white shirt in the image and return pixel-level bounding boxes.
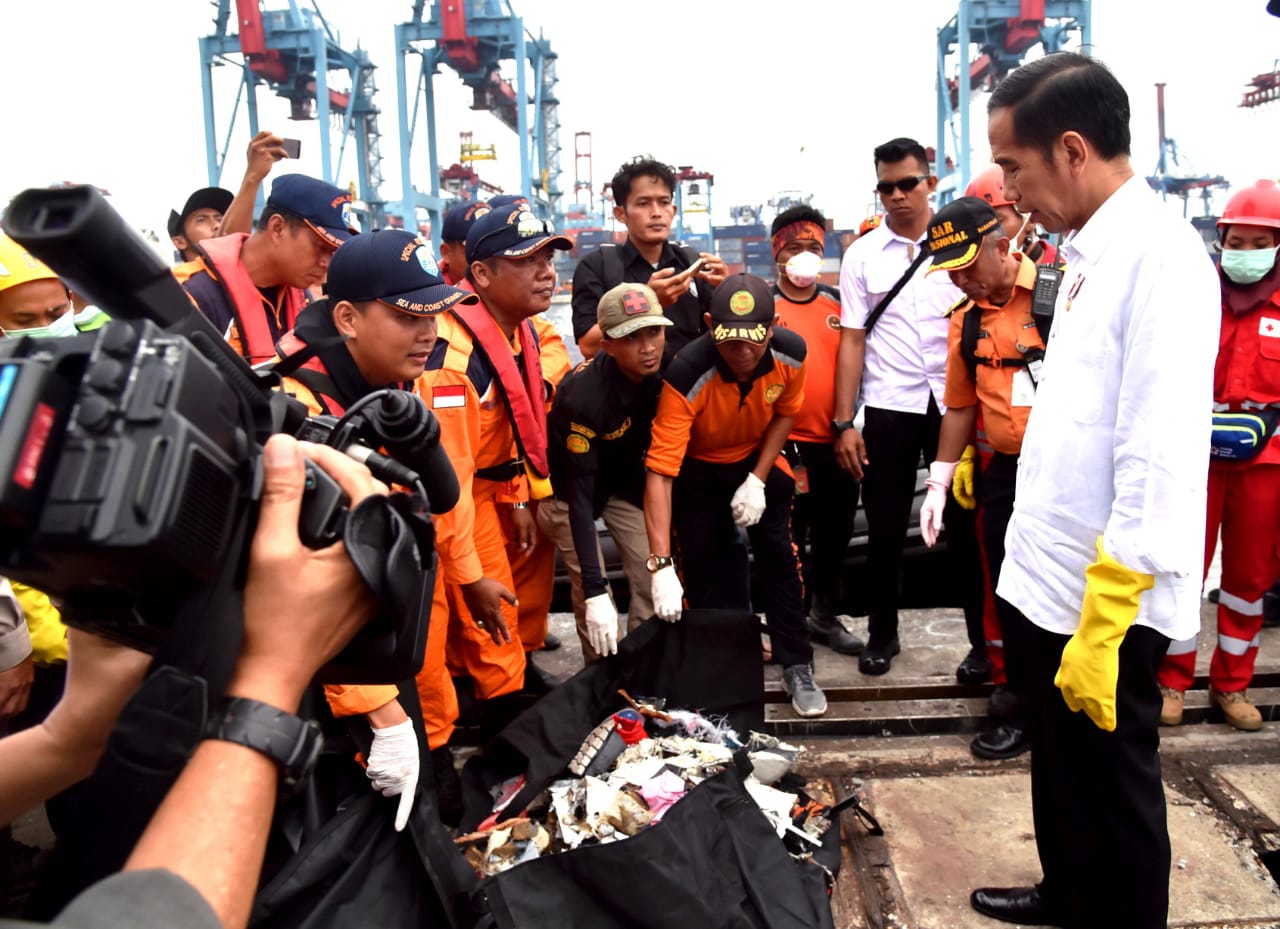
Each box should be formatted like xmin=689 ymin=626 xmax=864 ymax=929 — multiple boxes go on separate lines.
xmin=970 ymin=53 xmax=1219 ymax=929
xmin=833 ymin=138 xmax=980 ymax=676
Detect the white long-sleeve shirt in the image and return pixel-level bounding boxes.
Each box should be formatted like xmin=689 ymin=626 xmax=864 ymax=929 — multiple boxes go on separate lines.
xmin=997 ymin=175 xmax=1219 ymax=640
xmin=839 ymin=220 xmax=959 ymax=413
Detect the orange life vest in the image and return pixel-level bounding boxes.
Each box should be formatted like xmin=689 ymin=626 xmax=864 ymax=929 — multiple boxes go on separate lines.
xmin=197 ymin=233 xmax=309 ymax=365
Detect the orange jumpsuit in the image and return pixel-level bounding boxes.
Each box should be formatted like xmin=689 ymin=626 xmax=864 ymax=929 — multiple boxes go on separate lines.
xmin=280 ymin=373 xmax=466 ymax=750
xmin=416 ymin=311 xmax=546 ymax=698
xmin=507 ymin=315 xmax=571 ymax=651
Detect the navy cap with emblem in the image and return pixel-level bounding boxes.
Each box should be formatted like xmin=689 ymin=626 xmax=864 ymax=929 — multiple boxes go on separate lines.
xmin=707 ymin=273 xmax=775 ymax=344
xmin=465 ymin=205 xmax=572 ymax=264
xmin=264 ymin=174 xmax=360 ymax=249
xmin=441 ymin=200 xmax=492 ymax=243
xmin=326 ymin=229 xmax=478 ymax=316
xmin=926 ymin=196 xmax=1002 ymax=273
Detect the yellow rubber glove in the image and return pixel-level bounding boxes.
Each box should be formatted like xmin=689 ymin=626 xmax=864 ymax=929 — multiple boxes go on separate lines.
xmin=951 ymin=445 xmax=977 ymax=510
xmin=11 ymin=582 xmax=68 ymax=666
xmin=1054 ymin=538 xmax=1154 ymax=732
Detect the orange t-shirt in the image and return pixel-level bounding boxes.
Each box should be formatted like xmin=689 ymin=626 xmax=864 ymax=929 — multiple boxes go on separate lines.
xmin=645 ymin=328 xmax=807 ymax=476
xmin=942 ymin=255 xmax=1043 ymax=455
xmin=773 ymin=283 xmax=841 ymax=444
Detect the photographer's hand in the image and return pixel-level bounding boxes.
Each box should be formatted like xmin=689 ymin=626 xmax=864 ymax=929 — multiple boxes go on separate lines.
xmin=126 ymin=435 xmax=382 ymax=929
xmin=0 ymin=631 xmax=150 ymax=827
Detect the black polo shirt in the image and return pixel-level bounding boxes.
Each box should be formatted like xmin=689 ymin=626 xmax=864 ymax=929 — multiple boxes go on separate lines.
xmin=571 ymin=239 xmax=711 ymax=366
xmin=547 ymin=352 xmax=661 ymax=598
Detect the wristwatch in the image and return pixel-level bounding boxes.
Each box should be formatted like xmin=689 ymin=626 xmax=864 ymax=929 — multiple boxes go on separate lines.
xmin=204 ymin=696 xmax=322 ymax=796
xmin=646 ymin=554 xmax=674 ymax=573
xmin=831 ymin=418 xmax=857 ymax=435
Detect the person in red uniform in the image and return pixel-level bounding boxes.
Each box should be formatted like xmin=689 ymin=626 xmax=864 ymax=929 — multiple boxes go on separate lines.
xmin=769 ymin=205 xmax=864 ymax=655
xmin=418 ymin=204 xmax=571 ymax=734
xmin=917 ymin=196 xmax=1049 ymax=761
xmin=644 ymin=273 xmax=828 ymax=718
xmin=1157 ymin=179 xmax=1280 ymax=732
xmin=175 ymin=174 xmax=357 ymax=364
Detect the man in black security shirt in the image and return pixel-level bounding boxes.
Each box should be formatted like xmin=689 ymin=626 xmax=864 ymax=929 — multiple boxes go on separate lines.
xmin=571 ymin=156 xmax=728 ymax=366
xmin=537 ymin=283 xmax=670 ymax=662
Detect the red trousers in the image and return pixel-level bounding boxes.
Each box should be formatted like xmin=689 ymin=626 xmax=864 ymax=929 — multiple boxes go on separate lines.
xmin=1158 ymin=463 xmax=1280 ymax=693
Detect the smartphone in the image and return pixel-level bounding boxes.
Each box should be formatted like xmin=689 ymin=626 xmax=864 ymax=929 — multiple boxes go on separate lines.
xmin=281 ymin=138 xmax=302 ymax=159
xmin=680 ymin=257 xmax=705 ymax=279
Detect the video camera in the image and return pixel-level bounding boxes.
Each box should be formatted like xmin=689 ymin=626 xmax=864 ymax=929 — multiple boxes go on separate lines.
xmin=0 ymin=185 xmax=458 ymax=683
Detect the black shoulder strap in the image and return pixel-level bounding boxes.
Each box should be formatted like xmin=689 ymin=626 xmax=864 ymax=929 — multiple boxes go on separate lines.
xmin=960 ymin=303 xmax=983 ymax=383
xmin=599 ymin=244 xmax=624 ymax=289
xmin=286 ymin=367 xmax=340 ymax=415
xmin=863 ymin=249 xmax=929 ymax=337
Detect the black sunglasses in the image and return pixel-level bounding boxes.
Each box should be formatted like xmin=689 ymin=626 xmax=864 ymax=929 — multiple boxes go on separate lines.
xmin=875 ymin=175 xmax=931 ymax=197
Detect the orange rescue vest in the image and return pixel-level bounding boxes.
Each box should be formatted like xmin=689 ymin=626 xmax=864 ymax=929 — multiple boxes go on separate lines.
xmin=197 ymin=233 xmax=309 ymax=365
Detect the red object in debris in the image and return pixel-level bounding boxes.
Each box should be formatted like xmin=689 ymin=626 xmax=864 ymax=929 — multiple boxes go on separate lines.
xmin=611 ymin=710 xmax=646 ymax=745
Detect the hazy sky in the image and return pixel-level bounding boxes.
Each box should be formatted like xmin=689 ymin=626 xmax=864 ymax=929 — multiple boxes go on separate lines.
xmin=3 ymin=1 xmax=1278 ymax=235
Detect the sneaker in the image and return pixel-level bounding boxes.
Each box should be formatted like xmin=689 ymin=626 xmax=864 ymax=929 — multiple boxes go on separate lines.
xmin=1159 ymin=687 xmax=1185 ymax=727
xmin=807 ymin=611 xmax=865 ymax=655
xmin=783 ymin=663 xmax=828 ymax=718
xmin=1212 ymin=688 xmax=1263 ymax=732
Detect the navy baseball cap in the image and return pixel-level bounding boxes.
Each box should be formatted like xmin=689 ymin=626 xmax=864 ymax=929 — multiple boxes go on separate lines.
xmin=487 ymin=194 xmax=529 ymax=209
xmin=465 ymin=205 xmax=572 ymax=264
xmin=441 ymin=200 xmax=492 ymax=243
xmin=264 ymin=174 xmax=359 ymax=249
xmin=708 ymin=273 xmax=776 ymax=344
xmin=326 ymin=230 xmax=478 ymax=316
xmin=167 ymin=186 xmax=233 ymax=239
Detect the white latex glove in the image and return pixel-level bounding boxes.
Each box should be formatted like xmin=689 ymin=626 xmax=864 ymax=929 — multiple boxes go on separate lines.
xmin=651 ymin=564 xmax=684 ymax=622
xmin=730 ymin=472 xmax=767 ymax=527
xmin=367 ymin=719 xmax=419 ymax=832
xmin=920 ymin=460 xmax=958 ymax=548
xmin=584 ymin=592 xmax=619 ymax=656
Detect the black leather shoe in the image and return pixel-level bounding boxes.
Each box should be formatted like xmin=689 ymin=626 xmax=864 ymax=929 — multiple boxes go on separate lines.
xmin=988 ymin=684 xmax=1019 ymax=720
xmin=970 ymin=886 xmax=1064 ymax=926
xmin=808 ymin=613 xmax=865 ymax=656
xmin=956 ymin=648 xmax=993 ymax=684
xmin=858 ymin=638 xmax=900 ymax=676
xmin=971 ymin=724 xmax=1031 ymax=761
xmin=539 ymin=632 xmax=561 ymax=651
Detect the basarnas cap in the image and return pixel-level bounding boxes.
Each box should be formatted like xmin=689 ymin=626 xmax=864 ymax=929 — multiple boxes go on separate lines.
xmin=597 ymin=283 xmax=673 ymax=339
xmin=487 ymin=194 xmax=529 ymax=209
xmin=0 ymin=234 xmax=59 ymax=293
xmin=167 ymin=187 xmax=234 ymax=239
xmin=441 ymin=200 xmax=492 ymax=243
xmin=466 ymin=205 xmax=572 ymax=264
xmin=264 ymin=174 xmax=359 ymax=249
xmin=326 ymin=229 xmax=478 ymax=316
xmin=708 ymin=273 xmax=775 ymax=344
xmin=926 ymin=196 xmax=1001 ymax=273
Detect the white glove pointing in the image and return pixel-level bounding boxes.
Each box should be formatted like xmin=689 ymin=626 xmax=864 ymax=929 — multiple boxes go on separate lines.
xmin=367 ymin=718 xmax=419 ymax=832
xmin=730 ymin=472 xmax=767 ymax=527
xmin=584 ymin=592 xmax=619 ymax=656
xmin=920 ymin=460 xmax=958 ymax=548
xmin=651 ymin=564 xmax=684 ymax=622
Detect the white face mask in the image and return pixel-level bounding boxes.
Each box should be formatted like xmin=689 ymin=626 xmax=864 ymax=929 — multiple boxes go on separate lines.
xmin=3 ymin=308 xmax=78 ymax=339
xmin=1220 ymin=246 xmax=1279 ymax=285
xmin=782 ymin=251 xmax=822 ymax=288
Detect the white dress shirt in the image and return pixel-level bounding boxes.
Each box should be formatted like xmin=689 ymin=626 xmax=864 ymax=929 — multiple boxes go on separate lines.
xmin=839 ymin=219 xmax=960 ymax=414
xmin=997 ymin=175 xmax=1220 ymax=640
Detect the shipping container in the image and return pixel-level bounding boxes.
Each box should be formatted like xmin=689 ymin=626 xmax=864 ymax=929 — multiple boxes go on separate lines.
xmin=713 ymin=224 xmax=767 ymax=240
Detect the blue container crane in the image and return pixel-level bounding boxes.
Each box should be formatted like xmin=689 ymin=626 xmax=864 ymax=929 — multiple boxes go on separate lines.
xmin=199 ymin=0 xmax=389 ymax=226
xmin=934 ymin=0 xmax=1091 ymax=204
xmin=393 ymin=0 xmax=563 ymax=249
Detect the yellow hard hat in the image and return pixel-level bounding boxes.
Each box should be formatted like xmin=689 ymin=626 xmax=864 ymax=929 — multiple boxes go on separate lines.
xmin=0 ymin=233 xmax=59 ymax=294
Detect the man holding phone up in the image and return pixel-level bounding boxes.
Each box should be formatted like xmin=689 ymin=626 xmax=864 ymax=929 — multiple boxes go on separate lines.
xmin=572 ymin=156 xmax=728 ymax=366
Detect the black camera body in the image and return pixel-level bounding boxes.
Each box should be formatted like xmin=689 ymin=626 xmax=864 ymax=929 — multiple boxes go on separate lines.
xmin=0 ymin=185 xmax=450 ymax=682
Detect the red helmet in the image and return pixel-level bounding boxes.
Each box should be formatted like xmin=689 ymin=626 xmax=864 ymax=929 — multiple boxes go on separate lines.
xmin=965 ymin=164 xmax=1014 ymax=208
xmin=1218 ymin=179 xmax=1280 ymax=231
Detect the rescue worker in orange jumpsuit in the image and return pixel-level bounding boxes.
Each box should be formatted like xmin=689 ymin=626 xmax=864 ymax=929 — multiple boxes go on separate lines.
xmin=419 ymin=204 xmax=571 ymax=733
xmin=1158 ymin=179 xmax=1280 ymax=732
xmin=436 ymin=197 xmax=570 ymax=656
xmin=917 ymin=197 xmax=1049 ymax=761
xmin=175 ymin=174 xmax=357 ymax=364
xmin=273 ymin=229 xmax=514 ymax=823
